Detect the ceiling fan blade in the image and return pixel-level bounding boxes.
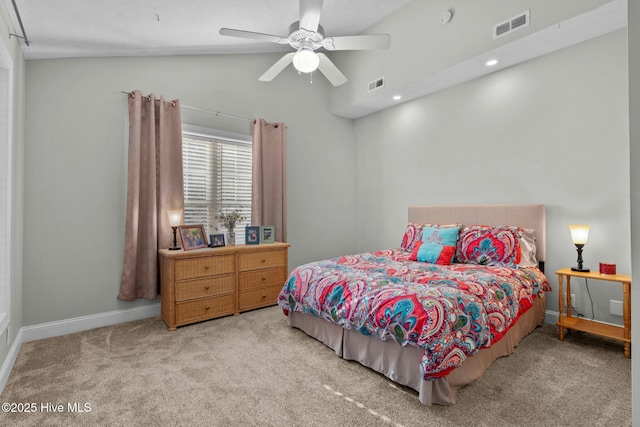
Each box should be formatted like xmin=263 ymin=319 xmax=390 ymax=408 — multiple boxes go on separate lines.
xmin=259 ymin=52 xmax=296 ymax=81
xmin=219 ymin=28 xmax=288 ymax=44
xmin=323 ymin=34 xmax=391 ymax=51
xmin=299 ymin=0 xmax=323 ymax=32
xmin=317 ymin=53 xmax=347 ymax=87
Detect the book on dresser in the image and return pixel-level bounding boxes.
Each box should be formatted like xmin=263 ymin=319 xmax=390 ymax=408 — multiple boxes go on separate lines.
xmin=158 ymin=242 xmax=290 ymax=330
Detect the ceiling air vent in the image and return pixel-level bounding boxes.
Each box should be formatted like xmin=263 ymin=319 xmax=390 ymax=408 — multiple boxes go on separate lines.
xmin=493 ymin=10 xmax=530 ymax=40
xmin=368 ymin=77 xmax=384 ymax=92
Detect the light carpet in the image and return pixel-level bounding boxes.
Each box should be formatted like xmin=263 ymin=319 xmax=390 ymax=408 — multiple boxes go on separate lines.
xmin=0 ymin=306 xmax=631 ymax=426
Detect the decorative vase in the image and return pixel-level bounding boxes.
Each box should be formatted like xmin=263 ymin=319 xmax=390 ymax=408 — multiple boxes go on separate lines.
xmin=228 ymin=230 xmax=236 ymax=246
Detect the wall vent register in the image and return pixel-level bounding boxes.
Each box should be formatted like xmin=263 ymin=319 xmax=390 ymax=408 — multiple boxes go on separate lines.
xmin=368 ymin=77 xmax=384 ymax=92
xmin=493 ymin=10 xmax=530 ymax=39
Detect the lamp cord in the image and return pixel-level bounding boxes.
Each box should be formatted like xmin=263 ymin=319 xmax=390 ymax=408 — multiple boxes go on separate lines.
xmin=585 ymin=278 xmax=595 ymax=321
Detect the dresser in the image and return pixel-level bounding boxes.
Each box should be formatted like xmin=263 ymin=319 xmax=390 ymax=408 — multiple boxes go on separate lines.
xmin=159 ymin=242 xmax=290 ymax=330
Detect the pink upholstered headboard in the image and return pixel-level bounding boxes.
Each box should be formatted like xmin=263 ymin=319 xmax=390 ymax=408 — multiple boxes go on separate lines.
xmin=408 ymin=204 xmax=546 ymax=262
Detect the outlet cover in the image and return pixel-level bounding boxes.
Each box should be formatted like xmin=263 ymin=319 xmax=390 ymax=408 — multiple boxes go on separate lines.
xmin=610 ymin=300 xmax=623 ymax=316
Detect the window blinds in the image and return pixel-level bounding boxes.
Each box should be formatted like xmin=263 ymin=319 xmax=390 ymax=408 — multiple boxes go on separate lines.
xmin=182 ymin=132 xmax=252 ymax=241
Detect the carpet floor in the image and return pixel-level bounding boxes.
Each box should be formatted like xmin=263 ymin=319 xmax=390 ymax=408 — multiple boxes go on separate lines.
xmin=0 ymin=306 xmax=631 ymax=426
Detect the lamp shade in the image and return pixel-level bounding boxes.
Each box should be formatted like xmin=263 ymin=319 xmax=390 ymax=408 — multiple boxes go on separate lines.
xmin=569 ymin=224 xmax=590 ymax=245
xmin=292 ymin=48 xmax=320 ymax=73
xmin=167 ymin=209 xmax=183 ymax=227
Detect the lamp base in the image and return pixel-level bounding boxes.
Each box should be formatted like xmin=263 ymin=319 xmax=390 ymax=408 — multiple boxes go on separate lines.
xmin=169 ymin=246 xmax=181 ymax=251
xmin=571 ymin=266 xmax=590 ymax=272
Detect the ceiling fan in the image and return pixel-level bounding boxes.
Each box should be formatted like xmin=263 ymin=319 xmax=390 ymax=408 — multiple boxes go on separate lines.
xmin=219 ymin=0 xmax=391 ymax=87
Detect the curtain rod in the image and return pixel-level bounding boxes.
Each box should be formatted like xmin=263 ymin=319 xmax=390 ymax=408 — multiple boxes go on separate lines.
xmin=181 ymin=105 xmax=252 ymax=123
xmin=121 ymin=91 xmax=251 ymax=123
xmin=9 ymin=0 xmax=30 ymax=46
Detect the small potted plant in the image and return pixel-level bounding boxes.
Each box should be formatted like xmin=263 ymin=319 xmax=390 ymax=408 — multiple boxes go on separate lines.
xmin=215 ymin=207 xmax=246 ymax=245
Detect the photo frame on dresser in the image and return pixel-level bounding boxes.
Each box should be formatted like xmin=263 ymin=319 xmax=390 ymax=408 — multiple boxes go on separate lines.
xmin=246 ymin=226 xmax=260 ymax=244
xmin=178 ymin=224 xmax=208 ymax=251
xmin=209 ymin=233 xmax=225 ymax=248
xmin=260 ymin=225 xmax=275 ymax=243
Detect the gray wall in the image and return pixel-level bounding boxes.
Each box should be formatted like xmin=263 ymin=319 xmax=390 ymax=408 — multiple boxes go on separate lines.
xmin=627 ymin=0 xmax=639 ymax=423
xmin=330 ymin=0 xmax=614 ymax=117
xmin=353 ymin=29 xmax=630 ymax=326
xmin=23 ymin=54 xmax=356 ymax=325
xmin=0 ymin=5 xmax=25 ymax=372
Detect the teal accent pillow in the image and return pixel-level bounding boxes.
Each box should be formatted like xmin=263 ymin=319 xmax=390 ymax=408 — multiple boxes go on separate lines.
xmin=417 ymin=226 xmax=460 ymax=265
xmin=421 ymin=226 xmax=460 ymax=246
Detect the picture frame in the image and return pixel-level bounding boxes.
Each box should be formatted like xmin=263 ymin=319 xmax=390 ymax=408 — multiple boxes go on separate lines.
xmin=178 ymin=224 xmax=208 ymax=251
xmin=209 ymin=233 xmax=226 ymax=248
xmin=260 ymin=225 xmax=275 ymax=244
xmin=245 ymin=226 xmax=260 ymax=245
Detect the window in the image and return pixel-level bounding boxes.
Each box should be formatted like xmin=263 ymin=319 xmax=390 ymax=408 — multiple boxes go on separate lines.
xmin=182 ymin=125 xmax=252 ymax=243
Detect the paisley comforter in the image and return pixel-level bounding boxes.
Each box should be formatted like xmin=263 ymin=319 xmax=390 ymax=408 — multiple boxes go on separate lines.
xmin=278 ymin=249 xmax=551 ymax=380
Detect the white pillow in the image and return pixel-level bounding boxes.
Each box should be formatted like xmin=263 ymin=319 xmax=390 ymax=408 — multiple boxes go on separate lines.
xmin=519 ymin=228 xmax=538 ymax=267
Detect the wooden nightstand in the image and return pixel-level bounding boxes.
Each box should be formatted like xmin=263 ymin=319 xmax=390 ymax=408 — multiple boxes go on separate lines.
xmin=556 ymin=268 xmax=631 ymax=358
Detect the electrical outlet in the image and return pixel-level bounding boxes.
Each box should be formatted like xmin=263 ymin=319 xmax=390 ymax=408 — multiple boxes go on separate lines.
xmin=610 ymin=300 xmax=623 ymax=316
xmin=564 ymin=293 xmax=576 ymax=304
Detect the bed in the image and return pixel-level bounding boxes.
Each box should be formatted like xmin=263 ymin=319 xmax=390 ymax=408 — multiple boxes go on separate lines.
xmin=278 ymin=204 xmax=550 ymax=405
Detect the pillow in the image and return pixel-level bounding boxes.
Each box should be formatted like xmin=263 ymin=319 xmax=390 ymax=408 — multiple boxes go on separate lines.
xmin=417 ymin=243 xmax=457 ymax=265
xmin=409 ymin=240 xmax=423 ymax=260
xmin=519 ymin=228 xmax=538 ymax=267
xmin=456 ymin=225 xmax=522 ymax=267
xmin=415 ymin=226 xmax=460 ymax=265
xmin=421 ymin=226 xmax=460 ymax=246
xmin=400 ymin=223 xmax=423 ymax=252
xmin=400 ymin=222 xmax=460 ymax=252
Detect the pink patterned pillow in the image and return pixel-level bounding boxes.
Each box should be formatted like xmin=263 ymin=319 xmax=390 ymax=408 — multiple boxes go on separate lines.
xmin=456 ymin=225 xmax=522 ymax=267
xmin=400 ymin=223 xmax=423 ymax=251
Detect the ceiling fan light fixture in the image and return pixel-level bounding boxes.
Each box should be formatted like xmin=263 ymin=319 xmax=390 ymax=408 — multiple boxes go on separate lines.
xmin=292 ymin=48 xmax=320 ymax=73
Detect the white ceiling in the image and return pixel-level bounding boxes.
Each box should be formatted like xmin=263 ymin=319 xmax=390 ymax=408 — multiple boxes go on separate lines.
xmin=5 ymin=0 xmax=411 ymax=59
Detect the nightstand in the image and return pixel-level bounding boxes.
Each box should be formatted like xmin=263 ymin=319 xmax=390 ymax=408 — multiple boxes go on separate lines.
xmin=556 ymin=268 xmax=631 ymax=358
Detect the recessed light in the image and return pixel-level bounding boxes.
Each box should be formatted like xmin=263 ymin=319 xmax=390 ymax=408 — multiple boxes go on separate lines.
xmin=485 ymin=59 xmax=498 ymax=67
xmin=393 ymin=95 xmax=402 ymax=101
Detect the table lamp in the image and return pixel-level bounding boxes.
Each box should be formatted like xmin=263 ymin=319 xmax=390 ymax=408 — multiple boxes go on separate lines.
xmin=168 ymin=209 xmax=183 ymax=250
xmin=569 ymin=224 xmax=590 ymax=272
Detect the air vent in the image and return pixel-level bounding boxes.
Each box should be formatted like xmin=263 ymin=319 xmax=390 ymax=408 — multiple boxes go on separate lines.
xmin=493 ymin=10 xmax=530 ymax=40
xmin=368 ymin=77 xmax=384 ymax=92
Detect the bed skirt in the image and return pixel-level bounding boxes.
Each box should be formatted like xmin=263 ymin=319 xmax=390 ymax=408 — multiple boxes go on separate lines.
xmin=288 ymin=293 xmax=546 ymax=405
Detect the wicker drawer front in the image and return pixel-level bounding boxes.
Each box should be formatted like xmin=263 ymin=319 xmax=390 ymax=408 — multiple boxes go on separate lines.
xmin=175 ymin=254 xmax=235 ymax=280
xmin=238 ymin=250 xmax=286 ymax=271
xmin=238 ymin=268 xmax=287 ymax=292
xmin=239 ymin=285 xmax=282 ymax=311
xmin=175 ymin=275 xmax=235 ymax=302
xmin=175 ymin=294 xmax=236 ymax=325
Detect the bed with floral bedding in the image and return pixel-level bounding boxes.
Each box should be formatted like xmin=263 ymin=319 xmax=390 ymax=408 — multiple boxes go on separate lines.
xmin=278 ymin=204 xmax=550 ymax=405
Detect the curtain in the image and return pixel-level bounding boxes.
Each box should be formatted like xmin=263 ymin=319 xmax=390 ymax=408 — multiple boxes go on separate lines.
xmin=251 ymin=119 xmax=287 ymax=243
xmin=118 ymin=90 xmax=184 ymax=301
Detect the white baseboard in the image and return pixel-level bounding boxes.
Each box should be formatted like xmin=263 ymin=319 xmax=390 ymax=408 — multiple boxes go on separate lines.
xmin=20 ymin=303 xmax=161 ymax=343
xmin=544 ymin=310 xmax=559 ymax=325
xmin=0 ymin=303 xmax=160 ymax=394
xmin=0 ymin=327 xmax=23 ymax=395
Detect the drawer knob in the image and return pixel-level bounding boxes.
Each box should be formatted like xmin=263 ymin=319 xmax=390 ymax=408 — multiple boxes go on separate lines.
xmin=262 ymin=294 xmax=266 ymax=299
xmin=261 ymin=276 xmax=266 ymax=281
xmin=204 ymin=266 xmax=210 ymax=270
xmin=261 ymin=259 xmax=266 ymax=263
xmin=204 ymin=286 xmax=210 ymax=290
xmin=205 ymin=306 xmax=210 ymax=311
